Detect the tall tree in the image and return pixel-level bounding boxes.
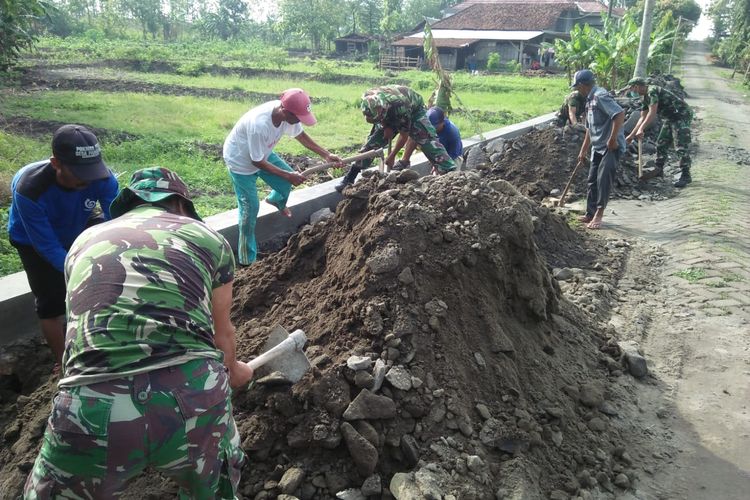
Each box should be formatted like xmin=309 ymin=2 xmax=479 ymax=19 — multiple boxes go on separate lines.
xmin=0 ymin=0 xmax=49 ymax=70
xmin=198 ymin=0 xmax=248 ymax=40
xmin=122 ymin=0 xmax=162 ymax=39
xmin=710 ymin=0 xmax=750 ymax=80
xmin=380 ymin=0 xmax=402 ymax=34
xmin=279 ymin=0 xmax=343 ymax=50
xmin=634 ymin=0 xmax=656 ymax=77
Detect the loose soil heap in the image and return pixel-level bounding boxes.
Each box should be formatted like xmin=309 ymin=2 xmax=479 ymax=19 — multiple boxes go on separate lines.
xmin=1 ymin=167 xmax=643 ymax=499
xmin=465 ymin=123 xmax=679 ymax=208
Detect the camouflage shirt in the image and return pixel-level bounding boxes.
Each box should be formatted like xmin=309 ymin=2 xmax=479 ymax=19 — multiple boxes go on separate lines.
xmin=642 ymin=85 xmax=690 ymax=121
xmin=566 ymin=91 xmax=587 ymax=116
xmin=59 ymin=205 xmax=235 ymax=388
xmin=360 ymin=85 xmax=426 ymax=132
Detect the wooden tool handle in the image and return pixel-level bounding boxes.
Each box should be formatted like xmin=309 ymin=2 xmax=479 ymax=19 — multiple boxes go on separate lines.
xmin=558 ymin=159 xmax=584 ymax=208
xmin=637 ymin=139 xmax=643 ymax=178
xmin=301 ymin=149 xmax=384 ymax=177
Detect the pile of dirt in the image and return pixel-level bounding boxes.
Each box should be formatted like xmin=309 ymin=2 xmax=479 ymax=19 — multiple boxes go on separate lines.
xmin=464 ymin=123 xmax=680 ymax=207
xmin=0 ymin=167 xmax=645 ymax=499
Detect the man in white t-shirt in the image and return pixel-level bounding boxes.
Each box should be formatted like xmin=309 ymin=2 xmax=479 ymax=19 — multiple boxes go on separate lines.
xmin=223 ymin=88 xmax=341 ymax=265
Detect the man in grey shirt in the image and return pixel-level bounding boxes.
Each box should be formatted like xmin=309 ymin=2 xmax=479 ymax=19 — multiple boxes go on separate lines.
xmin=573 ymin=69 xmax=625 ymax=229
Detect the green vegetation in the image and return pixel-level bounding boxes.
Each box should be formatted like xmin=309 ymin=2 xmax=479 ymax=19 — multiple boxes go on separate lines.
xmin=674 ymin=267 xmax=707 ymax=283
xmin=709 ymin=0 xmax=750 ymax=87
xmin=551 ymin=12 xmax=680 ymax=90
xmin=0 ymin=34 xmax=569 ymax=275
xmin=706 ymin=273 xmax=744 ymax=288
xmin=0 ymin=0 xmax=48 ymax=71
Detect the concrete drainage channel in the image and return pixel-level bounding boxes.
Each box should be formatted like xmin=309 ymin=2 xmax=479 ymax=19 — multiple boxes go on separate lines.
xmin=0 ymin=113 xmax=555 ymax=344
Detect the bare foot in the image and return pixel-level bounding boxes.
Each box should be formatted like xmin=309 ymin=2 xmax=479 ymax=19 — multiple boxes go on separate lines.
xmin=586 ymin=219 xmax=603 ymax=229
xmin=579 ymin=215 xmax=593 ymax=223
xmin=265 ymin=198 xmax=293 ymax=218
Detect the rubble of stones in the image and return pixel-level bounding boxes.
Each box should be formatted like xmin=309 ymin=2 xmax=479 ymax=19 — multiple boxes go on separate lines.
xmin=218 ymin=169 xmax=655 ymax=500
xmin=0 ymin=77 xmax=695 ymax=500
xmin=461 ymin=74 xmax=692 ymax=209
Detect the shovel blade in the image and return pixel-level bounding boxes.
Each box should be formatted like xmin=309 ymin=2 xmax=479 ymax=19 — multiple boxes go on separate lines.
xmin=256 ymin=324 xmax=311 ymax=383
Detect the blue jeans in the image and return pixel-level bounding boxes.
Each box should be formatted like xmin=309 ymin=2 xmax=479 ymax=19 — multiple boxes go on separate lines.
xmin=228 ymin=152 xmax=293 ymax=265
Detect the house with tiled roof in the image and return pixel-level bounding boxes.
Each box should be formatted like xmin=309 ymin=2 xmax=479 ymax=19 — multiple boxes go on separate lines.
xmin=390 ymin=0 xmax=623 ymax=71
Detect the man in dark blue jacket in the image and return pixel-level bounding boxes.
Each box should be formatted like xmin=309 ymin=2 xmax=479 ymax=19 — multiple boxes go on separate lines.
xmin=395 ymin=106 xmax=464 ymax=171
xmin=7 ymin=124 xmax=119 ymax=366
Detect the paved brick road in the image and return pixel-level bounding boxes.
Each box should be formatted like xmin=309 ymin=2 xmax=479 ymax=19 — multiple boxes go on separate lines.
xmin=604 ymin=42 xmax=750 ymax=499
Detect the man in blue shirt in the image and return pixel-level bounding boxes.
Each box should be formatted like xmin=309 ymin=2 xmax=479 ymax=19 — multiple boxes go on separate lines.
xmin=7 ymin=124 xmax=119 ymax=366
xmin=396 ymin=106 xmax=464 ymax=171
xmin=573 ymin=70 xmax=625 ymax=230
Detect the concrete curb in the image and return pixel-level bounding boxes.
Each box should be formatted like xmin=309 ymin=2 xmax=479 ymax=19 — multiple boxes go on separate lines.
xmin=0 ymin=112 xmax=555 ymax=344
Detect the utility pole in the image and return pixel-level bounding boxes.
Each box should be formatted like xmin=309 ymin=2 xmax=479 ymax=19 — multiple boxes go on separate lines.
xmin=668 ymin=16 xmax=684 ymax=74
xmin=634 ymin=0 xmax=656 ymax=78
xmin=607 ymin=0 xmax=614 ymax=19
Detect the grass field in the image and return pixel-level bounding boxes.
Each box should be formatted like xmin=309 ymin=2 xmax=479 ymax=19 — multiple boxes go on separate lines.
xmin=0 ymin=35 xmax=570 ymax=275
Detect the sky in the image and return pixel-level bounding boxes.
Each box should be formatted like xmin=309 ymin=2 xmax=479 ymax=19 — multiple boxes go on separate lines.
xmin=687 ymin=0 xmax=713 ymax=40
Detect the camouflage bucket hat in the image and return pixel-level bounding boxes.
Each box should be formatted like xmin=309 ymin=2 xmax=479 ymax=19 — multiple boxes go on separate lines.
xmin=110 ymin=167 xmax=202 ymax=221
xmin=627 ymin=77 xmax=648 ymax=87
xmin=360 ymin=89 xmax=385 ymax=122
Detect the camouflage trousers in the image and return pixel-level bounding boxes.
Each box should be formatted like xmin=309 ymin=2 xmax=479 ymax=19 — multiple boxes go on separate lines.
xmin=24 ymin=359 xmax=245 ymax=499
xmin=656 ymin=114 xmax=692 ymax=169
xmin=361 ymin=112 xmax=455 ymax=172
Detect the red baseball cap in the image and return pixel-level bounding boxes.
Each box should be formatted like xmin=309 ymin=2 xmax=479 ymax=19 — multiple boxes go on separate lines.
xmin=280 ymin=88 xmax=317 ymax=126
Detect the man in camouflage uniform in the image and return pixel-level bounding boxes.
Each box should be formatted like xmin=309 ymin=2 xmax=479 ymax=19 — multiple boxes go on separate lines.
xmin=626 ymin=77 xmax=694 ymax=188
xmin=555 ymin=90 xmax=587 ymax=127
xmin=24 ymin=168 xmax=253 ymax=499
xmin=336 ymin=85 xmax=455 ymax=191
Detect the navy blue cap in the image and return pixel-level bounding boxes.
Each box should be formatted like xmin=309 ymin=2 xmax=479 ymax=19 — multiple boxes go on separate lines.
xmin=426 ymin=106 xmax=445 ymax=126
xmin=51 ymin=124 xmax=109 ymax=181
xmin=571 ymin=69 xmax=595 ymax=88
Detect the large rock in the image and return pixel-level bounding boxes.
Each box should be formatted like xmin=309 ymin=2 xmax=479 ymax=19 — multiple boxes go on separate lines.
xmin=279 ymin=467 xmax=306 ymax=494
xmin=390 ymin=468 xmax=445 ymax=500
xmin=386 ymin=366 xmax=412 ymax=391
xmin=366 ymin=244 xmax=401 ymax=274
xmin=340 ymin=423 xmax=379 ymax=476
xmin=336 ymin=489 xmax=366 ymax=500
xmin=343 ymin=389 xmax=396 ymax=420
xmin=347 ymin=355 xmax=372 ymax=371
xmin=400 ymin=434 xmax=420 ymax=466
xmin=579 ymin=382 xmax=605 ymax=408
xmin=361 ymin=474 xmax=382 ymax=496
xmin=618 ymin=340 xmax=648 ymax=378
xmin=310 ymin=207 xmax=333 ymax=224
xmin=371 ymin=359 xmax=387 ymax=392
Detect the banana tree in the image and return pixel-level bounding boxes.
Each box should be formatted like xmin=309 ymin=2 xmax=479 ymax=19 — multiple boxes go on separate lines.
xmin=423 ymin=24 xmax=483 ymax=137
xmin=647 ymin=13 xmax=678 ymax=74
xmin=552 ymin=23 xmax=599 ymax=80
xmin=589 ymin=14 xmax=640 ymax=90
xmin=423 ymin=23 xmax=452 ymax=111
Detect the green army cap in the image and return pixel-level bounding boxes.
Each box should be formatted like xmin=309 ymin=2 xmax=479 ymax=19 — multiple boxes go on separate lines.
xmin=627 ymin=77 xmax=648 ymax=87
xmin=110 ymin=167 xmax=202 ymax=221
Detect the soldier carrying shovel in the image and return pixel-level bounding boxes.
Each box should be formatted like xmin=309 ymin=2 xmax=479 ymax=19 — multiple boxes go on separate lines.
xmin=24 ymin=168 xmax=253 ymax=499
xmin=626 ymin=77 xmax=694 ymax=188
